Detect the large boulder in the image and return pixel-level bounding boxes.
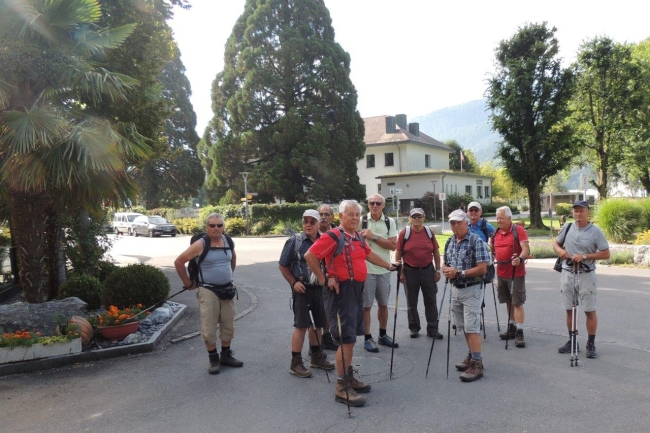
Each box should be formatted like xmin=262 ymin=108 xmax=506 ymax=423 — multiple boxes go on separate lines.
xmin=0 ymin=297 xmax=87 ymax=336
xmin=634 ymin=246 xmax=650 ymax=266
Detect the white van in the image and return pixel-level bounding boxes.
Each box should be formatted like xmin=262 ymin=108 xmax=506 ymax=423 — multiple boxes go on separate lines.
xmin=112 ymin=212 xmax=144 ymax=235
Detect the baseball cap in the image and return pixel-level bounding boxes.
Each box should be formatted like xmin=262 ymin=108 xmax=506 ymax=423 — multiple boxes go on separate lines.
xmin=572 ymin=200 xmax=589 ymax=209
xmin=409 ymin=207 xmax=425 ymax=217
xmin=302 ymin=209 xmax=320 ymax=220
xmin=467 ymin=201 xmax=482 ymax=210
xmin=448 ymin=209 xmax=468 ymax=222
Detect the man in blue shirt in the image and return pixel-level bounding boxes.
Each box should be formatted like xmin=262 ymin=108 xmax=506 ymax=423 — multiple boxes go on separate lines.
xmin=467 ymin=201 xmax=495 ymax=243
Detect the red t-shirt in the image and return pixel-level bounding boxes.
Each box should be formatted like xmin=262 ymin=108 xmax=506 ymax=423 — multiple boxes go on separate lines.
xmin=397 ymin=228 xmax=440 ymax=268
xmin=493 ymin=224 xmax=528 ymax=278
xmin=308 ymin=229 xmax=372 ymax=282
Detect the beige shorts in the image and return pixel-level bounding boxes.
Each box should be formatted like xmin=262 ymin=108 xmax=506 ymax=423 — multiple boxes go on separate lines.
xmin=197 ymin=286 xmax=235 ymax=345
xmin=560 ymin=270 xmax=597 ymax=312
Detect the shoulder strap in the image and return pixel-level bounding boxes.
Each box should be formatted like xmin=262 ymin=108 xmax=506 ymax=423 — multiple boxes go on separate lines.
xmin=480 ymin=218 xmax=489 ymax=240
xmin=293 ymin=232 xmax=308 ymax=261
xmin=197 ymin=235 xmax=211 ymax=266
xmin=558 ymin=223 xmax=572 ymax=247
xmin=361 ymin=215 xmax=368 ymax=230
xmin=384 ymin=215 xmax=390 ymax=232
xmin=424 ymin=225 xmax=433 ymax=240
xmin=401 ymin=226 xmax=412 ymax=253
xmin=221 ymin=234 xmax=234 ymax=251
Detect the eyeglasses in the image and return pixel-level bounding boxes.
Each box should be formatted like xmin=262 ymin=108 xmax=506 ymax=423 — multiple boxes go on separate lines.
xmin=302 ymin=219 xmax=317 ymax=225
xmin=319 ymin=212 xmax=331 ymax=217
xmin=410 ymin=215 xmax=423 ymax=219
xmin=368 ymin=201 xmax=383 ymax=206
xmin=207 ymin=223 xmax=224 ymax=228
xmin=468 ymin=208 xmax=480 ymax=212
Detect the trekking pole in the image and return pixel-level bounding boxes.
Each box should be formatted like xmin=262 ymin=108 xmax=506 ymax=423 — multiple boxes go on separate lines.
xmin=571 ymin=261 xmax=580 ymax=367
xmin=309 ymin=311 xmax=330 ymax=383
xmin=446 ymin=279 xmax=452 ymax=379
xmin=491 ymin=279 xmax=501 ymax=332
xmin=481 ymin=282 xmax=487 ymax=339
xmin=504 ymin=264 xmax=516 ymax=350
xmin=427 ymin=278 xmax=448 ymax=378
xmin=127 ymin=288 xmax=187 ymax=323
xmin=389 ymin=264 xmax=403 ymax=379
xmin=336 ymin=310 xmax=352 ymax=417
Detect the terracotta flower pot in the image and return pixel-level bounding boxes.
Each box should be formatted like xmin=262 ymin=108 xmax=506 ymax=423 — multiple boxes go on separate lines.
xmin=97 ymin=321 xmax=140 ymax=341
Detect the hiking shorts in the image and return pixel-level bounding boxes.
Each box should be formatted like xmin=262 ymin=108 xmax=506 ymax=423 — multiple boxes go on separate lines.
xmin=451 ymin=284 xmax=484 ymax=334
xmin=497 ymin=276 xmax=526 ymax=306
xmin=362 ymin=272 xmax=391 ymax=308
xmin=197 ymin=286 xmax=235 ymax=345
xmin=329 ymin=280 xmax=365 ymax=345
xmin=560 ymin=270 xmax=597 ymax=312
xmin=292 ymin=284 xmax=327 ymax=329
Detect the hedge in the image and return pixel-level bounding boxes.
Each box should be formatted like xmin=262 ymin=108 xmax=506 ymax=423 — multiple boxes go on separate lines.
xmin=249 ymin=203 xmax=320 ymax=221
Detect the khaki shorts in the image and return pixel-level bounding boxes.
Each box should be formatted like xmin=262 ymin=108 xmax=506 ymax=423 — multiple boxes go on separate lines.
xmin=363 ymin=272 xmax=391 ymax=308
xmin=197 ymin=286 xmax=235 ymax=345
xmin=451 ymin=284 xmax=484 ymax=334
xmin=560 ymin=270 xmax=597 ymax=312
xmin=497 ymin=276 xmax=526 ymax=306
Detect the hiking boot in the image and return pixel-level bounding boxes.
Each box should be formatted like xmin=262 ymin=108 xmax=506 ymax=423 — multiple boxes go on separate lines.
xmin=290 ymin=354 xmax=312 ymax=378
xmin=499 ymin=323 xmax=517 ymax=340
xmin=310 ymin=350 xmax=335 ymax=370
xmin=586 ymin=343 xmax=598 ymax=359
xmin=515 ymin=329 xmax=525 ymax=348
xmin=220 ymin=348 xmax=244 ymax=367
xmin=334 ymin=379 xmax=365 ymax=407
xmin=377 ymin=334 xmax=399 ymax=348
xmin=347 ymin=366 xmax=371 ymax=393
xmin=322 ymin=332 xmax=339 ymax=351
xmin=427 ymin=330 xmax=444 ymax=339
xmin=455 ymin=352 xmax=471 ymax=372
xmin=558 ymin=340 xmax=579 ymax=354
xmin=460 ymin=358 xmax=484 ymax=382
xmin=208 ymin=352 xmax=220 ymax=375
xmin=364 ymin=338 xmax=379 ymax=353
xmin=410 ymin=329 xmax=419 ymax=338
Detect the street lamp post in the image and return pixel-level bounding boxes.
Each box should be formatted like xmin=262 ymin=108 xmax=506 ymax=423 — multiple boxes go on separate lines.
xmin=431 ymin=180 xmax=437 ymax=221
xmin=240 ymin=172 xmax=250 ymax=235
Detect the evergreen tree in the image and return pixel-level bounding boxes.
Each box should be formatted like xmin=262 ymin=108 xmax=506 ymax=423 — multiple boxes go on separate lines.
xmin=486 ymin=23 xmax=575 ymax=229
xmin=446 ymin=140 xmax=478 ymax=173
xmin=202 ymin=0 xmax=365 ymax=203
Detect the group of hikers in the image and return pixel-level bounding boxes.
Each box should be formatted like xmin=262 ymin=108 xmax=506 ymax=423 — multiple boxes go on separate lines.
xmin=174 ymin=194 xmax=610 ymax=408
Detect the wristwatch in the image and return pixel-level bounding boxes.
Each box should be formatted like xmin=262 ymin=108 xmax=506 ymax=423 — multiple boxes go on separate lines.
xmin=460 ymin=270 xmax=466 ymax=279
xmin=582 ymin=254 xmax=587 ymax=260
xmin=373 ymin=235 xmax=379 ymax=241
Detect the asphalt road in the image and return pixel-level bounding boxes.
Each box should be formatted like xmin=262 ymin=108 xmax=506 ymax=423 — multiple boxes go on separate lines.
xmin=1 ymin=234 xmax=649 ymax=433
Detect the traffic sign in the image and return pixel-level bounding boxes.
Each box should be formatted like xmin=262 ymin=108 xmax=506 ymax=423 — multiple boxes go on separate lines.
xmin=390 ymin=188 xmax=403 ymax=195
xmin=438 ymin=192 xmax=446 ymax=201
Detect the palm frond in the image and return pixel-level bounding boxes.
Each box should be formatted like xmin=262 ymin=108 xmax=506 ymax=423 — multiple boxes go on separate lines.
xmin=75 ymin=24 xmax=137 ymax=56
xmin=45 ymin=0 xmax=102 ymax=27
xmin=0 ymin=108 xmax=68 ymax=153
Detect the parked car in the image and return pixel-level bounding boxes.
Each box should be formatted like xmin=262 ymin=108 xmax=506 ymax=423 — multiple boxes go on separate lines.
xmin=112 ymin=212 xmax=144 ymax=235
xmin=131 ymin=215 xmax=177 ymax=237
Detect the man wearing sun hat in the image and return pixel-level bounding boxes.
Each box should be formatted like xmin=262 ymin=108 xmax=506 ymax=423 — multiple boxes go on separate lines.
xmin=442 ymin=209 xmax=490 ymax=382
xmin=553 ymin=200 xmax=609 ymax=359
xmin=279 ymin=209 xmax=335 ymax=378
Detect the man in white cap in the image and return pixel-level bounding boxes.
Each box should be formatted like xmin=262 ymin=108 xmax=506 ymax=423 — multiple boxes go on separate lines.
xmin=442 ymin=209 xmax=490 ymax=382
xmin=279 ymin=209 xmax=335 ymax=378
xmin=467 ymin=201 xmax=495 ymax=243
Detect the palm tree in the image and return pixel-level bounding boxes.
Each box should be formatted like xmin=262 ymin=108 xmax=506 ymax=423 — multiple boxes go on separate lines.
xmin=0 ymin=0 xmax=151 ymax=302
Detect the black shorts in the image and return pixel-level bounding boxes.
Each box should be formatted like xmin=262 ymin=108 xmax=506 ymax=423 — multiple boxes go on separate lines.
xmin=329 ymin=280 xmax=364 ymax=345
xmin=292 ymin=284 xmax=327 ymax=329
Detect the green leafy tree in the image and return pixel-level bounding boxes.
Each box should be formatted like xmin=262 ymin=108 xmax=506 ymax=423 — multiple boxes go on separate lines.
xmin=0 ymin=0 xmax=150 ymax=302
xmin=486 ymin=23 xmax=575 ymax=229
xmin=446 ymin=140 xmax=478 ymax=173
xmin=569 ymin=37 xmax=642 ymax=199
xmin=202 ymin=0 xmax=366 ymax=203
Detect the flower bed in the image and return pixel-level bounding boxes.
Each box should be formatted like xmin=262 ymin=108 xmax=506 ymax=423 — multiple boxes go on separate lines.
xmin=0 ymin=338 xmax=81 ymax=364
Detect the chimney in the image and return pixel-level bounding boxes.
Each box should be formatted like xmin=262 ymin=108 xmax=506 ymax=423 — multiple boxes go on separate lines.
xmin=395 ymin=114 xmax=407 ymax=130
xmin=408 ymin=122 xmax=419 ymax=136
xmin=385 ymin=116 xmax=396 ymax=133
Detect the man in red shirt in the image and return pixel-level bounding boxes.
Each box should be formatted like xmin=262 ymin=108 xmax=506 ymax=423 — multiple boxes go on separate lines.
xmin=493 ymin=206 xmax=530 ymax=347
xmin=305 ymin=200 xmax=397 ymax=408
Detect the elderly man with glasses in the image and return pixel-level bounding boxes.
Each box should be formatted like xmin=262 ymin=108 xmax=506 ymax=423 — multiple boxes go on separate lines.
xmin=279 ymin=209 xmax=335 ymax=378
xmin=467 ymin=201 xmax=495 ymax=243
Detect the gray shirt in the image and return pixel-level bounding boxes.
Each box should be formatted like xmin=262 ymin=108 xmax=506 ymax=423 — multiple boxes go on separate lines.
xmin=557 ymin=222 xmax=609 ymax=271
xmin=199 ymin=237 xmax=233 ymax=285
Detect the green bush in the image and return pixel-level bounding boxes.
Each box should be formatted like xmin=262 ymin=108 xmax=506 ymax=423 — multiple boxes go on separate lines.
xmin=482 ymin=202 xmax=519 ymax=214
xmin=199 ymin=205 xmax=242 ymax=221
xmin=555 ymin=203 xmax=572 ymax=216
xmin=250 ymin=203 xmax=318 ymax=222
xmin=595 ymin=199 xmax=643 ymax=243
xmin=96 ymin=260 xmax=119 ymax=283
xmin=173 ymin=217 xmax=202 ymax=234
xmin=638 ymin=198 xmax=650 ymax=231
xmin=528 ymin=239 xmax=556 ymax=259
xmin=252 ymin=219 xmax=274 ymax=236
xmin=598 ymin=249 xmax=634 ymax=265
xmin=225 ymin=217 xmax=247 ymax=236
xmin=521 ymin=205 xmax=529 ymax=211
xmin=59 ymin=274 xmax=102 ymax=310
xmin=271 ymin=219 xmax=301 ymax=235
xmin=101 ymin=263 xmax=170 ymax=309
xmin=634 ymin=229 xmax=650 ymax=245
xmin=150 ymin=207 xmax=177 ymax=221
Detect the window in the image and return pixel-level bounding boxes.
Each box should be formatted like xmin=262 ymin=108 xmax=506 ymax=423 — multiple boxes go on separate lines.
xmin=366 ymin=154 xmax=375 ymax=168
xmin=477 ymin=188 xmax=483 ymax=198
xmin=465 ymin=185 xmax=472 ymax=195
xmin=385 ymin=152 xmax=394 ymax=166
xmin=387 ymin=182 xmax=395 ymax=186
xmin=485 ymin=186 xmax=490 ymax=197
xmin=378 ymin=184 xmax=381 ymax=192
xmin=425 ymin=154 xmax=431 ymax=168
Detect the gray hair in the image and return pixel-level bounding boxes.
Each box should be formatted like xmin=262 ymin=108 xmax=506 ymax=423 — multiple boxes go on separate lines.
xmin=496 ymin=206 xmax=512 ymax=218
xmin=318 ymin=204 xmax=334 ymax=214
xmin=339 ymin=200 xmax=363 ymax=214
xmin=205 ymin=213 xmax=224 ymax=225
xmin=366 ymin=194 xmax=385 ymax=204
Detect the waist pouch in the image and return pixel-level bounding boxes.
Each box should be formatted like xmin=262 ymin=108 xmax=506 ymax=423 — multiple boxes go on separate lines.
xmin=453 ymin=280 xmax=482 ymax=288
xmin=203 ymin=282 xmax=238 ymax=300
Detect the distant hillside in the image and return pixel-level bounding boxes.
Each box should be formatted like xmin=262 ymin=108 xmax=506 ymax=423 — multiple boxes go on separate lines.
xmin=413 ymin=99 xmax=502 ymax=163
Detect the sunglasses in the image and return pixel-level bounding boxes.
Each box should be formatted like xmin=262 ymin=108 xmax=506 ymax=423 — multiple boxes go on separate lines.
xmin=303 ymin=219 xmax=317 ymax=225
xmin=410 ymin=215 xmax=423 ymax=219
xmin=468 ymin=208 xmax=480 ymax=212
xmin=208 ymin=223 xmax=224 ymax=228
xmin=368 ymin=201 xmax=383 ymax=206
xmin=319 ymin=212 xmax=331 ymax=216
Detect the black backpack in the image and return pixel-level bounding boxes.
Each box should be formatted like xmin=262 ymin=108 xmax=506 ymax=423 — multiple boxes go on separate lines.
xmin=361 ymin=214 xmax=391 ymax=232
xmin=187 ymin=232 xmax=235 ymax=284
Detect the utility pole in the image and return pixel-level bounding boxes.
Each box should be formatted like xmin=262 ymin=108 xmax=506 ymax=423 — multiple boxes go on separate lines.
xmin=431 ymin=180 xmax=437 ymax=221
xmin=240 ymin=172 xmax=250 ymax=235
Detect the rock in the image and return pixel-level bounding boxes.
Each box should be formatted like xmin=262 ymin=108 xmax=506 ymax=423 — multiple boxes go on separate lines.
xmin=634 ymin=245 xmax=650 ymax=266
xmin=146 ymin=306 xmax=173 ymax=325
xmin=0 ymin=297 xmax=88 ymax=335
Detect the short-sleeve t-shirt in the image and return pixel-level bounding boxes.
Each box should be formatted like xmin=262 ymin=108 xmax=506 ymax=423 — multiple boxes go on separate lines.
xmin=493 ymin=223 xmax=528 ymax=278
xmin=556 ymin=222 xmax=609 ymax=271
xmin=308 ymin=228 xmax=372 ymax=282
xmin=397 ymin=227 xmax=439 ymax=268
xmin=365 ymin=213 xmax=397 ymax=275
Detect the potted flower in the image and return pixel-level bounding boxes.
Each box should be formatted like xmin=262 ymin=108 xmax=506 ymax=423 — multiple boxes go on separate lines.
xmin=91 ymin=305 xmax=148 ymax=341
xmin=0 ymin=321 xmax=82 ymax=364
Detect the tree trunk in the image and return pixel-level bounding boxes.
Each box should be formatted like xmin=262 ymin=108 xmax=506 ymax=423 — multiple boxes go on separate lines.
xmin=640 ymin=168 xmax=650 ymax=197
xmin=44 ymin=202 xmax=64 ymax=300
xmin=9 ymin=190 xmax=49 ymax=303
xmin=527 ymin=184 xmax=546 ymax=229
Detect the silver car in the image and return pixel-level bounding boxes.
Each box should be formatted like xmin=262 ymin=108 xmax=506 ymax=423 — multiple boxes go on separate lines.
xmin=131 ymin=215 xmax=177 ymax=237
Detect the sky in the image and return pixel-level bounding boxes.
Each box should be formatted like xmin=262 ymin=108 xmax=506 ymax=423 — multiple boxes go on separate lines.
xmin=169 ymin=0 xmax=650 ymax=135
